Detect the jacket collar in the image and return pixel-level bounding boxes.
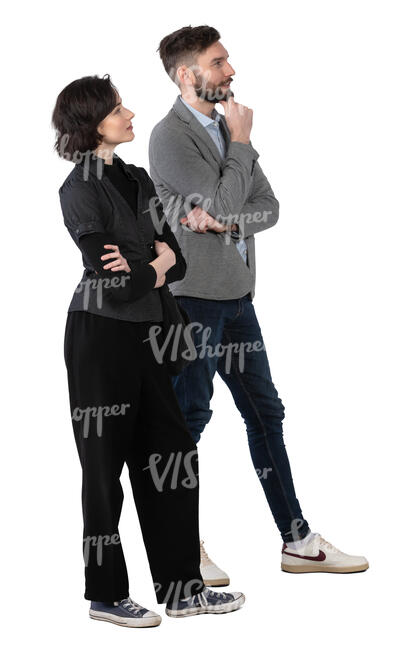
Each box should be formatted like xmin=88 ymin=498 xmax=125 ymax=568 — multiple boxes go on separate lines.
xmin=172 ymin=95 xmax=230 ymax=165
xmin=77 ymin=149 xmax=137 ymax=181
xmin=179 ymin=95 xmax=220 ymax=128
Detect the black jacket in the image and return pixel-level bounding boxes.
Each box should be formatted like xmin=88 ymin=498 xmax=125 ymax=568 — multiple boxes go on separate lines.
xmin=59 ymin=151 xmax=187 ymax=322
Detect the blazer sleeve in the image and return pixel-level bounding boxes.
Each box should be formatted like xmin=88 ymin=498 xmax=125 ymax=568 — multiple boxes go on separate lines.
xmin=60 ymin=178 xmax=157 ymax=303
xmin=149 ymin=127 xmax=256 ymax=219
xmin=149 ymin=126 xmax=279 ymax=238
xmin=59 ymin=177 xmax=108 ymax=240
xmin=234 ymin=159 xmax=280 ymax=238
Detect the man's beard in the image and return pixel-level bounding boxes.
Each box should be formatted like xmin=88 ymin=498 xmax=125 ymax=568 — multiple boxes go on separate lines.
xmin=193 ymin=76 xmax=234 ymax=104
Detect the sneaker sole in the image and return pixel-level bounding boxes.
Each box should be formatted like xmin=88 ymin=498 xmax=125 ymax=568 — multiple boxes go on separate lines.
xmin=203 ymin=578 xmax=230 ymax=587
xmin=89 ymin=611 xmax=161 ymax=627
xmin=165 ymin=594 xmax=245 ymax=617
xmin=281 ymin=561 xmax=369 ymax=574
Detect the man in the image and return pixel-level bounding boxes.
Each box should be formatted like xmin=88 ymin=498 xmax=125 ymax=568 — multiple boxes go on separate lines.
xmin=149 ymin=25 xmax=368 ymax=581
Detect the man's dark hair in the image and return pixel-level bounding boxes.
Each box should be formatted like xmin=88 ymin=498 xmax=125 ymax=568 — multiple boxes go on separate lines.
xmin=52 ymin=74 xmax=119 ymax=160
xmin=157 ymin=25 xmax=220 ymax=82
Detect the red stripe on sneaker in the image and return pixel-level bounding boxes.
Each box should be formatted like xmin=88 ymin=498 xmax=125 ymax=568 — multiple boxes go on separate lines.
xmin=282 ymin=547 xmax=326 ymax=562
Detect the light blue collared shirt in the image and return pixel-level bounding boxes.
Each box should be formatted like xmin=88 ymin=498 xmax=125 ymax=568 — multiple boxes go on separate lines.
xmin=180 ymin=95 xmax=247 ymax=263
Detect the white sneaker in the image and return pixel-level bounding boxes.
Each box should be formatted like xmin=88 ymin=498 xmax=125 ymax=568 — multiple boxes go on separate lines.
xmin=281 ymin=533 xmax=369 ymax=573
xmin=200 ymin=540 xmax=230 ymax=586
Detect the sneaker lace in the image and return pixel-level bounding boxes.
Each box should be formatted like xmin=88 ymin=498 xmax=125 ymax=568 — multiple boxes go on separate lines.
xmin=200 ymin=540 xmax=212 ymax=566
xmin=204 ymin=587 xmax=228 ymax=601
xmin=318 ymin=535 xmax=341 ymax=554
xmin=121 ymin=598 xmax=144 ymax=614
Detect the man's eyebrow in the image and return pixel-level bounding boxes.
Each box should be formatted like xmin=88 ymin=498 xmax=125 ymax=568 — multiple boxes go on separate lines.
xmin=210 ymin=56 xmax=226 ymax=64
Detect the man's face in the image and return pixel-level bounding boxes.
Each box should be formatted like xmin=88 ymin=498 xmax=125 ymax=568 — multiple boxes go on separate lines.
xmin=191 ymin=41 xmax=235 ymax=103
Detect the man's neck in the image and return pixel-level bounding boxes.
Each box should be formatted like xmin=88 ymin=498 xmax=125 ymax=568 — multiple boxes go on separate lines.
xmin=180 ymin=91 xmax=215 ymax=118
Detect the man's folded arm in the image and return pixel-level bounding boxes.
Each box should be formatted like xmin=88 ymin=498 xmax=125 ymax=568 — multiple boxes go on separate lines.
xmin=234 ymin=160 xmax=280 ymax=238
xmin=149 ymin=128 xmax=259 ymax=220
xmin=149 ymin=128 xmax=279 ymax=237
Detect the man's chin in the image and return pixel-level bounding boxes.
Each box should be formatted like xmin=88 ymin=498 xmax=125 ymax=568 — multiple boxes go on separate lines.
xmin=205 ymin=90 xmax=233 ymax=104
xmin=194 ymin=83 xmax=233 ymax=103
xmin=217 ymin=88 xmax=234 ymax=102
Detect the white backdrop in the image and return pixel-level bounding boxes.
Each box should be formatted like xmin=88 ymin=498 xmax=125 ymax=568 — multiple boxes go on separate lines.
xmin=2 ymin=1 xmax=396 ymax=648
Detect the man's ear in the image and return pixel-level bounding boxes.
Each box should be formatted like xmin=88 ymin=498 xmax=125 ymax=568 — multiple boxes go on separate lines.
xmin=177 ymin=64 xmax=196 ymax=87
xmin=176 ymin=64 xmax=188 ymax=86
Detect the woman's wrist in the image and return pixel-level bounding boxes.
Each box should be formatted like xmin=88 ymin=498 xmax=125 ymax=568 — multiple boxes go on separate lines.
xmin=162 ymin=247 xmax=176 ymax=270
xmin=149 ymin=248 xmax=176 ymax=279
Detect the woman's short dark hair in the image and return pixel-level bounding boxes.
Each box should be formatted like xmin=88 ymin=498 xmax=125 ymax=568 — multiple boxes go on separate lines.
xmin=158 ymin=25 xmax=220 ymax=82
xmin=52 ymin=74 xmax=119 ymax=160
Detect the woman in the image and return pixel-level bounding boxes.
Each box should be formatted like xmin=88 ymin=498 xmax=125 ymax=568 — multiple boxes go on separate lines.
xmin=52 ymin=74 xmax=244 ymax=627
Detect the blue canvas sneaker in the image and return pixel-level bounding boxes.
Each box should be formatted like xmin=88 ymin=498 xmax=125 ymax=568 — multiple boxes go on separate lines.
xmin=89 ymin=597 xmax=161 ymax=627
xmin=165 ymin=587 xmax=245 ymax=617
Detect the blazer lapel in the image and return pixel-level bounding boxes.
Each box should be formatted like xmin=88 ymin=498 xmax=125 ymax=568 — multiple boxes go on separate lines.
xmin=172 ymin=95 xmax=224 ymax=167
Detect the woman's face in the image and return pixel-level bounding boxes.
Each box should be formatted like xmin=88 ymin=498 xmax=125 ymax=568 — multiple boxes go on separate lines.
xmin=97 ymin=92 xmax=135 ymax=146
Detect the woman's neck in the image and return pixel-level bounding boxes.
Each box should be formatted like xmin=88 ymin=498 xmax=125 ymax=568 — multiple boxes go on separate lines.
xmin=95 ymin=145 xmax=116 ymax=165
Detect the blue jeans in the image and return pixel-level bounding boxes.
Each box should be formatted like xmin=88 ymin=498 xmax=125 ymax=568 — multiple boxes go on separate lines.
xmin=172 ymin=293 xmax=310 ymax=543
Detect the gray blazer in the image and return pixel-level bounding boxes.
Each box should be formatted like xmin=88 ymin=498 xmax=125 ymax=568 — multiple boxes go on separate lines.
xmin=149 ymin=95 xmax=279 ymax=300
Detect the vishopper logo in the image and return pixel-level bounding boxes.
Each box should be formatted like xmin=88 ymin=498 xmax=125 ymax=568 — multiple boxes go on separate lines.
xmin=141 ymin=193 xmax=202 ymax=239
xmin=57 ymin=138 xmax=102 ymax=181
xmin=143 ymin=322 xmax=197 ymax=368
xmin=143 ymin=194 xmax=178 ymax=234
xmin=255 ymin=466 xmax=273 ymax=480
xmin=167 ymin=62 xmax=236 ymax=106
xmin=143 ymin=192 xmax=273 ymax=241
xmin=221 ymin=209 xmax=274 ymax=240
xmin=83 ymin=533 xmax=121 ymax=567
xmin=142 ymin=450 xmax=199 ymax=492
xmin=286 ymin=518 xmax=309 ymax=544
xmin=57 ymin=134 xmax=90 ymax=165
xmin=143 ymin=321 xmax=265 ymax=374
xmin=72 ymin=402 xmax=131 ymax=438
xmin=154 ymin=579 xmax=205 ymax=605
xmin=74 ymin=274 xmax=130 ymax=310
xmin=143 ymin=192 xmax=214 ymax=234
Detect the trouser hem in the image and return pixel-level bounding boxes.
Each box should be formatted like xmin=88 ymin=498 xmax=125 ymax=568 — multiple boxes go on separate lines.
xmin=281 ymin=524 xmax=311 ymax=544
xmin=84 ymin=592 xmax=129 ymax=602
xmin=155 ymin=578 xmax=205 ymax=604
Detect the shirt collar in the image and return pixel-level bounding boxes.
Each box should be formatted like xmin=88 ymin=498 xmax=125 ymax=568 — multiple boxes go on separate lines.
xmin=179 ymin=95 xmax=221 ymax=128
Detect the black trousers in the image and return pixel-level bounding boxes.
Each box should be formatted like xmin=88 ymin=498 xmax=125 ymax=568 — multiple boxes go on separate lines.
xmin=64 ymin=310 xmax=204 ymax=604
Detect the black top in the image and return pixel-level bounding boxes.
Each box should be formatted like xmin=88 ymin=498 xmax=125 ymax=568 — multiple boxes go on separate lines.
xmin=59 ymin=152 xmax=187 ymax=322
xmin=103 ymin=155 xmax=138 ymax=216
